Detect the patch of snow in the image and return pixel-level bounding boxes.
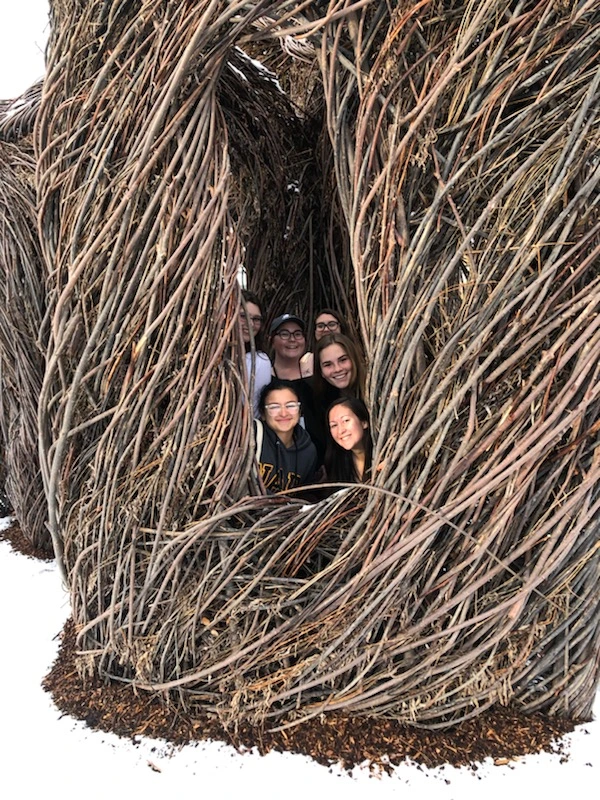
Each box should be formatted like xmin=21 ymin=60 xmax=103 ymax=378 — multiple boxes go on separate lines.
xmin=228 ymin=62 xmax=249 ymax=83
xmin=234 ymin=46 xmax=284 ymax=95
xmin=2 ymin=96 xmax=29 ymax=119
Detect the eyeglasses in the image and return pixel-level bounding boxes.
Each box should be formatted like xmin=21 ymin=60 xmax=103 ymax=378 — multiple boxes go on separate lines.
xmin=315 ymin=320 xmax=340 ymax=332
xmin=249 ymin=315 xmax=263 ymax=327
xmin=264 ymin=402 xmax=301 ymax=414
xmin=275 ymin=329 xmax=305 ymax=340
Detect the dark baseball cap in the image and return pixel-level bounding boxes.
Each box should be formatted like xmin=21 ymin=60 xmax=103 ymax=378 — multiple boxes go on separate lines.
xmin=269 ymin=313 xmax=305 ymax=336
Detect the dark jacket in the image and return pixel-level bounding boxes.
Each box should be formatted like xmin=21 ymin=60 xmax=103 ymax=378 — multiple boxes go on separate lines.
xmin=256 ymin=420 xmax=318 ymax=493
xmin=303 ymin=379 xmax=340 ymax=464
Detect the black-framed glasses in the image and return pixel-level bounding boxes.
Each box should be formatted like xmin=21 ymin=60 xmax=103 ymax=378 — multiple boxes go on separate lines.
xmin=264 ymin=401 xmax=301 ymax=414
xmin=315 ymin=320 xmax=340 ymax=332
xmin=275 ymin=329 xmax=305 ymax=340
xmin=249 ymin=315 xmax=263 ymax=326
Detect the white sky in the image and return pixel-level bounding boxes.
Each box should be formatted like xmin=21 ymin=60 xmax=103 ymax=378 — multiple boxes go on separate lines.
xmin=0 ymin=3 xmax=49 ymax=99
xmin=0 ymin=518 xmax=597 ymax=799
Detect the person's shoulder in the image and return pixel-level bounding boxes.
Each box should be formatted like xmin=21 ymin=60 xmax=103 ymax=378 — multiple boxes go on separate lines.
xmin=300 ymin=351 xmax=314 ymax=377
xmin=294 ymin=423 xmax=314 ymax=445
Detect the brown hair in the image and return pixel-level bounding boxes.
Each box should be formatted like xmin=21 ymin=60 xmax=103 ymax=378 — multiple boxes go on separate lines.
xmin=310 ymin=308 xmax=349 ymax=349
xmin=313 ymin=332 xmax=366 ymax=398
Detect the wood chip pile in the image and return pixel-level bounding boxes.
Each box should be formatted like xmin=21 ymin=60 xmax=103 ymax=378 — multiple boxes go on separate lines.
xmin=1 ymin=1 xmax=599 ymax=730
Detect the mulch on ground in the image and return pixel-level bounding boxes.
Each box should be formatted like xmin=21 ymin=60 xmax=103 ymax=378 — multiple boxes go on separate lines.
xmin=1 ymin=518 xmax=586 ymax=772
xmin=43 ymin=617 xmax=580 ymax=772
xmin=0 ymin=519 xmax=53 ymax=561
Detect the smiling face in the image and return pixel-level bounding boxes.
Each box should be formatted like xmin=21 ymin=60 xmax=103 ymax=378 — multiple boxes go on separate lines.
xmin=241 ymin=301 xmax=262 ymax=344
xmin=328 ymin=403 xmax=368 ymax=452
xmin=314 ymin=312 xmax=341 ymax=341
xmin=262 ymin=388 xmax=301 ymax=439
xmin=271 ymin=323 xmax=306 ymax=361
xmin=319 ymin=343 xmax=354 ymax=390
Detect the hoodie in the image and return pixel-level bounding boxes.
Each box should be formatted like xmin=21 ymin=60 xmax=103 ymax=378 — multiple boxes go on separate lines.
xmin=256 ymin=420 xmax=318 ymax=493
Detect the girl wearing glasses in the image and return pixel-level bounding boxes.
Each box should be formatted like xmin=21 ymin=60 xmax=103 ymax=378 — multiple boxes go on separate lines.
xmin=325 ymin=397 xmax=372 ymax=483
xmin=256 ymin=379 xmax=318 ymax=493
xmin=241 ymin=290 xmax=271 ymax=416
xmin=268 ymin=313 xmax=322 ymax=466
xmin=300 ymin=309 xmax=348 ymax=378
xmin=269 ymin=313 xmax=307 ymax=381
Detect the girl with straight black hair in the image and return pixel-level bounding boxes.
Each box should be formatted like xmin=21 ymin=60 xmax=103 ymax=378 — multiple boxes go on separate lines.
xmin=325 ymin=396 xmax=372 ymax=483
xmin=255 ymin=379 xmax=318 ymax=493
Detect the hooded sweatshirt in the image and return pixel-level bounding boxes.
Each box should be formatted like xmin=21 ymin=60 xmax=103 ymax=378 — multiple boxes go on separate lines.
xmin=256 ymin=420 xmax=318 ymax=493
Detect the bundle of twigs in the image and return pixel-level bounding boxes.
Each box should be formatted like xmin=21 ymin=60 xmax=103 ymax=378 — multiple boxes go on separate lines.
xmin=0 ymin=89 xmax=50 ymax=551
xmin=30 ymin=0 xmax=600 ymax=730
xmin=0 ymin=82 xmax=43 ymax=144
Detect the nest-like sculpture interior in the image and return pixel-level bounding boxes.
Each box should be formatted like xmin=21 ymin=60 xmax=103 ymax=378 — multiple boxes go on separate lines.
xmin=6 ymin=0 xmax=600 ymax=730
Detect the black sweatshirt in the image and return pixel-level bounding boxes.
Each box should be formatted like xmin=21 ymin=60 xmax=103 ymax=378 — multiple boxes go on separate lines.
xmin=256 ymin=420 xmax=318 ymax=493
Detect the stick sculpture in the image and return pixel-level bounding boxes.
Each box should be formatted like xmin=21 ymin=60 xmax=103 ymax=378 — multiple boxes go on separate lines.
xmin=2 ymin=0 xmax=597 ymax=729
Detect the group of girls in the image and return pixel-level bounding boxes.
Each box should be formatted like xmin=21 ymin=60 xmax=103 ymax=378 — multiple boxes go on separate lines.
xmin=241 ymin=290 xmax=372 ymax=495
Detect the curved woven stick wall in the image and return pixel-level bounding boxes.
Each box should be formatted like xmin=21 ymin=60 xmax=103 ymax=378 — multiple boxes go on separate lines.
xmin=35 ymin=0 xmax=600 ymax=729
xmin=0 ymin=85 xmax=50 ymax=551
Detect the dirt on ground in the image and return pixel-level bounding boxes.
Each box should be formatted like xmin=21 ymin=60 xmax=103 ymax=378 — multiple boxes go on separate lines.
xmin=1 ymin=518 xmax=585 ymax=772
xmin=0 ymin=519 xmax=54 ymax=561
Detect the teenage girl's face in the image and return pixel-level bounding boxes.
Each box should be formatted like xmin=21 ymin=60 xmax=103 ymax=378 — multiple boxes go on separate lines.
xmin=262 ymin=388 xmax=301 ymax=438
xmin=241 ymin=301 xmax=262 ymax=344
xmin=319 ymin=343 xmax=354 ymax=390
xmin=328 ymin=404 xmax=367 ymax=452
xmin=271 ymin=323 xmax=306 ymax=361
xmin=314 ymin=313 xmax=341 ymax=341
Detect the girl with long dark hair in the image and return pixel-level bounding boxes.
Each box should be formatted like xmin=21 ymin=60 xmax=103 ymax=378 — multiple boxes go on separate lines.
xmin=325 ymin=397 xmax=372 ymax=483
xmin=255 ymin=379 xmax=318 ymax=493
xmin=303 ymin=331 xmax=366 ymax=462
xmin=313 ymin=332 xmax=366 ymax=399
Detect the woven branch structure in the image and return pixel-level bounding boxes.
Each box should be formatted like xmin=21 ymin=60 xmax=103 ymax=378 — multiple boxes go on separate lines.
xmin=1 ymin=0 xmax=600 ymax=730
xmin=0 ymin=83 xmax=50 ymax=550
